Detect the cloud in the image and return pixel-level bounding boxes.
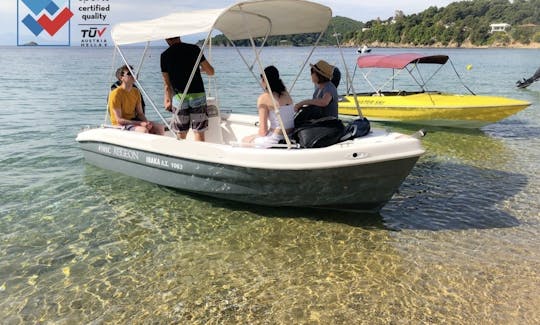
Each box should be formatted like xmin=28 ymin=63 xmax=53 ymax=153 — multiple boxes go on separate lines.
xmin=0 ymin=2 xmax=16 ymax=45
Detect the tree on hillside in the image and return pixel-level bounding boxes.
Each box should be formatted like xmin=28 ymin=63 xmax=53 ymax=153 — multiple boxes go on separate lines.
xmin=204 ymin=0 xmax=540 ymax=47
xmin=353 ymin=0 xmax=540 ymax=47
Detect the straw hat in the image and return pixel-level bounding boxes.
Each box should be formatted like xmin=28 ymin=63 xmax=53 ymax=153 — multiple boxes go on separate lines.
xmin=310 ymin=60 xmax=334 ymax=79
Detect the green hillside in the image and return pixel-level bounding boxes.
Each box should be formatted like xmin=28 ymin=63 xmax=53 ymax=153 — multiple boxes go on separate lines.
xmin=208 ymin=16 xmax=363 ymax=46
xmin=352 ymin=0 xmax=540 ymax=46
xmin=206 ymin=0 xmax=540 ymax=47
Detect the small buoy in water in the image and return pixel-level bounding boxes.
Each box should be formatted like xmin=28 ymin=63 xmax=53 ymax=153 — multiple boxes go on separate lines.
xmin=466 ymin=64 xmax=473 ymax=70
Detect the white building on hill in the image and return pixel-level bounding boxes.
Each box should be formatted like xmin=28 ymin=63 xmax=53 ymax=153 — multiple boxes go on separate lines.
xmin=490 ymin=23 xmax=511 ymax=33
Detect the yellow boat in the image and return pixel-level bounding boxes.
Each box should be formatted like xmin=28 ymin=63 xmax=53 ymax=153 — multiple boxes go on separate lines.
xmin=338 ymin=53 xmax=531 ymax=128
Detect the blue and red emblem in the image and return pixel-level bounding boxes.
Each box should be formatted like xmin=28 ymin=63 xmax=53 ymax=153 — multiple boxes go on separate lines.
xmin=18 ymin=0 xmax=74 ymax=45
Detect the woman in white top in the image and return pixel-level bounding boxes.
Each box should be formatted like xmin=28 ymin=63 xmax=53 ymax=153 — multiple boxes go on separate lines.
xmin=243 ymin=65 xmax=295 ymax=147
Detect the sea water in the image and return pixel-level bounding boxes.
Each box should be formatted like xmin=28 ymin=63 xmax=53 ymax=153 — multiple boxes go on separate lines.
xmin=0 ymin=46 xmax=539 ymax=323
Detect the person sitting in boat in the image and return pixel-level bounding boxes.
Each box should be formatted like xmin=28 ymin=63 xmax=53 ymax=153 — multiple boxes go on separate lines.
xmin=110 ymin=65 xmax=145 ymax=113
xmin=108 ymin=64 xmax=164 ymax=135
xmin=294 ymin=60 xmax=339 ymax=124
xmin=242 ymin=65 xmax=295 ymax=147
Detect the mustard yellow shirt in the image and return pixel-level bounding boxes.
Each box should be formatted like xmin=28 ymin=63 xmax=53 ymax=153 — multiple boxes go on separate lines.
xmin=108 ymin=87 xmax=141 ymax=125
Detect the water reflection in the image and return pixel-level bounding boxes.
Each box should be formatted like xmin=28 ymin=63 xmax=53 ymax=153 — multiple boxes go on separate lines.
xmin=83 ymin=165 xmax=387 ymax=230
xmin=383 ymin=161 xmax=526 ymax=230
xmin=40 ymin=166 xmax=407 ymax=323
xmin=7 ymin=163 xmax=521 ymax=323
xmin=81 ymin=150 xmax=527 ymax=234
xmin=376 ymin=122 xmax=512 ymax=168
xmin=186 ymin=196 xmax=387 ymax=229
xmin=483 ymin=118 xmax=540 ymax=140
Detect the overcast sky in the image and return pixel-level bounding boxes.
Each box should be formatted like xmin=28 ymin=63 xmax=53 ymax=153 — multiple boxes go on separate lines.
xmin=1 ymin=0 xmax=457 ymax=46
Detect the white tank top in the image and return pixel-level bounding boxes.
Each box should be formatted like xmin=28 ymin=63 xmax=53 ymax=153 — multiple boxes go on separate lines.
xmin=268 ymin=104 xmax=295 ymax=130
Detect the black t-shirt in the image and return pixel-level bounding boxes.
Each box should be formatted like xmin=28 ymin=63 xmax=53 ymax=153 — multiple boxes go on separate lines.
xmin=160 ymin=42 xmax=206 ymax=94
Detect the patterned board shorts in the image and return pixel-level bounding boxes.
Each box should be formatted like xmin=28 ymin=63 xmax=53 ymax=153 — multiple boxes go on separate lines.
xmin=172 ymin=92 xmax=209 ymax=133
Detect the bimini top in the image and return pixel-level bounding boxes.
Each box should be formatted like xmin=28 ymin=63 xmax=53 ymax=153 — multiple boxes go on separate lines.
xmin=357 ymin=53 xmax=450 ymax=69
xmin=111 ymin=0 xmax=332 ymax=45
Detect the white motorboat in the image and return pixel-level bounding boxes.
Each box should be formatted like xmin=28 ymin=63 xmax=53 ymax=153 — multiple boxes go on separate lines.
xmin=357 ymin=45 xmax=371 ymax=54
xmin=76 ymin=0 xmax=425 ymax=212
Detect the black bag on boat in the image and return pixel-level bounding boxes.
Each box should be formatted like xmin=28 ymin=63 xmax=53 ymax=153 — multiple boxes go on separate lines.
xmin=294 ymin=106 xmax=324 ymax=128
xmin=292 ymin=117 xmax=345 ymax=148
xmin=340 ymin=117 xmax=371 ymax=141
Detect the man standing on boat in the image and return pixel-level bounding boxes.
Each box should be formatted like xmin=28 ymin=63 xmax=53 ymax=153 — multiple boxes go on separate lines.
xmin=161 ymin=36 xmax=215 ymax=141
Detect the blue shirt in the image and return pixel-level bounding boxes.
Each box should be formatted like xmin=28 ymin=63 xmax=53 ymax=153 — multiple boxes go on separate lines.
xmin=312 ymin=82 xmax=338 ymax=118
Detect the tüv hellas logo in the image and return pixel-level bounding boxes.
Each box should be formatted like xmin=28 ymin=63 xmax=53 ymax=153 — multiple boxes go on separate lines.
xmin=18 ymin=0 xmax=74 ymax=46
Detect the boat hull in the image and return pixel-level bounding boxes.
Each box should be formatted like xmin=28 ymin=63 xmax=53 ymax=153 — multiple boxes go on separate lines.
xmin=339 ymin=93 xmax=531 ymax=128
xmin=77 ymin=126 xmax=423 ymax=212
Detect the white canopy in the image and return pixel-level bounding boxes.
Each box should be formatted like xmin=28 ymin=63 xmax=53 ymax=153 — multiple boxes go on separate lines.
xmin=111 ymin=0 xmax=332 ymax=45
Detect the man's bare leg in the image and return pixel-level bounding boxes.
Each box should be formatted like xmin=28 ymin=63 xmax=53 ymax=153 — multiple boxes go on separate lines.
xmin=194 ymin=131 xmax=205 ymax=142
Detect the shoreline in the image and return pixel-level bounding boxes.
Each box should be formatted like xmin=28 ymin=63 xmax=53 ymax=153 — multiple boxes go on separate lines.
xmin=351 ymin=40 xmax=540 ymax=49
xmin=1 ymin=41 xmax=539 ymax=49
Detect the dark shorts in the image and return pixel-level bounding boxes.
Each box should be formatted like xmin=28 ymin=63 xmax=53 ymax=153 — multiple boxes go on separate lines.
xmin=124 ymin=121 xmax=143 ymax=131
xmin=172 ymin=93 xmax=208 ymax=133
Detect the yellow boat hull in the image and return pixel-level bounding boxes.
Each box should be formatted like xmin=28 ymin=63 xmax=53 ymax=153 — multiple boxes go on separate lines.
xmin=339 ymin=93 xmax=531 ymax=128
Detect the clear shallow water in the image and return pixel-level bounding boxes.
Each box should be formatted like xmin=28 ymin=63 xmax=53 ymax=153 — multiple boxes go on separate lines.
xmin=1 ymin=46 xmax=539 ymax=323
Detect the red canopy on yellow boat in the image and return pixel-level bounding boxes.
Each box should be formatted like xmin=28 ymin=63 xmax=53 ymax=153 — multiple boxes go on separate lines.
xmin=357 ymin=53 xmax=449 ymax=69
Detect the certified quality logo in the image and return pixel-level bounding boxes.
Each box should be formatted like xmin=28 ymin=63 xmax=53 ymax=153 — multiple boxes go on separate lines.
xmin=18 ymin=0 xmax=74 ymax=46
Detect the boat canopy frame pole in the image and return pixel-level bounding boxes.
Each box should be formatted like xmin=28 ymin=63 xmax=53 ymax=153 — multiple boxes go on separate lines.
xmin=226 ymin=13 xmax=272 ymax=87
xmin=288 ymin=31 xmax=325 ymax=93
xmin=103 ymin=48 xmax=119 ymax=125
xmin=406 ymin=62 xmax=436 ymax=105
xmin=348 ymin=64 xmax=357 ymax=95
xmin=358 ymin=69 xmax=378 ymax=94
xmin=114 ymin=44 xmax=174 ymax=135
xmin=406 ymin=59 xmax=475 ymax=96
xmin=205 ymin=35 xmax=219 ymax=104
xmin=362 ymin=67 xmax=408 ymax=94
xmin=382 ymin=68 xmax=407 ymax=91
xmin=406 ymin=63 xmax=427 ymax=91
xmin=407 ymin=61 xmax=435 ymax=105
xmin=332 ymin=30 xmax=363 ymax=118
xmin=448 ymin=59 xmax=475 ymax=95
xmin=233 ymin=22 xmax=271 ymax=76
xmin=410 ymin=61 xmax=445 ymax=90
xmin=238 ymin=5 xmax=292 ymax=147
xmin=228 ymin=39 xmax=267 ymax=83
xmin=405 ymin=61 xmax=444 ymax=92
xmin=136 ymin=42 xmax=150 ymax=80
